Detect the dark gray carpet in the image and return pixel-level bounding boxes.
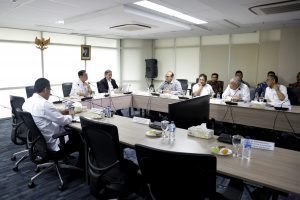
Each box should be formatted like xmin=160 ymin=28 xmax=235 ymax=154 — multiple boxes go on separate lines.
xmin=0 ymin=118 xmax=96 ymax=200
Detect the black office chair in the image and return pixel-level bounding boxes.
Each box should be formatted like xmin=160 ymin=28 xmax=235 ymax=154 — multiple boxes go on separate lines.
xmin=10 ymin=95 xmax=29 ymax=171
xmin=287 ymin=87 xmax=300 ymax=105
xmin=96 ymin=81 xmax=101 ymax=93
xmin=18 ymin=110 xmax=82 ymax=190
xmin=80 ymin=116 xmax=139 ymax=199
xmin=249 ymin=87 xmax=256 ymax=100
xmin=190 ymin=82 xmax=197 ymax=96
xmin=62 ymin=82 xmax=73 ymax=97
xmin=135 ymin=144 xmax=217 ymax=200
xmin=177 ymin=79 xmax=188 ymax=95
xmin=219 ymin=81 xmax=224 ymax=92
xmin=25 ymin=86 xmax=34 ymax=98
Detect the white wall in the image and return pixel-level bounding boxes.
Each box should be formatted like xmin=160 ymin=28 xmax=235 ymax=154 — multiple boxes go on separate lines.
xmin=153 ymin=30 xmax=283 ymax=88
xmin=120 ymin=39 xmax=153 ymax=90
xmin=278 ymin=27 xmax=300 ymax=85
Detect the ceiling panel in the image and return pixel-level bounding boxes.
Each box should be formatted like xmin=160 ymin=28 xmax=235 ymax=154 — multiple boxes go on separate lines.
xmin=0 ymin=0 xmax=299 ymax=39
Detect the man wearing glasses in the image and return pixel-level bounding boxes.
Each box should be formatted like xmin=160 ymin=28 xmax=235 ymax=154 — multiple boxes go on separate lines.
xmin=70 ymin=70 xmax=93 ymax=97
xmin=22 ymin=78 xmax=84 ymax=167
xmin=158 ymin=71 xmax=183 ymax=95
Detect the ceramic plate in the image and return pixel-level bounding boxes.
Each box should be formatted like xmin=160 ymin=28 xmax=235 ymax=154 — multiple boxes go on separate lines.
xmin=217 ymin=148 xmax=232 ymax=156
xmin=145 ymin=130 xmax=162 ymax=137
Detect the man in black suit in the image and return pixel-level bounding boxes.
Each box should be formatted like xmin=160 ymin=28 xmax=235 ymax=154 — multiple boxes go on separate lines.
xmin=98 ymin=70 xmax=118 ymax=93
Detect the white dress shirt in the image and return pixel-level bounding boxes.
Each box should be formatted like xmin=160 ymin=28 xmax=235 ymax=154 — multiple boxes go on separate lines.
xmin=107 ymin=79 xmax=114 ymax=92
xmin=192 ymin=83 xmax=214 ymax=97
xmin=22 ymin=93 xmax=72 ymax=151
xmin=70 ymin=79 xmax=91 ymax=97
xmin=222 ymin=83 xmax=250 ymax=102
xmin=265 ymin=85 xmax=290 ymax=105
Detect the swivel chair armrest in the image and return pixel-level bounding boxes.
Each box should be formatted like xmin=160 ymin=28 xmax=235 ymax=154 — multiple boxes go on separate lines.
xmin=52 ymin=131 xmax=70 ymax=139
xmin=64 ymin=126 xmax=73 ymax=132
xmin=88 ymin=149 xmax=120 ymax=178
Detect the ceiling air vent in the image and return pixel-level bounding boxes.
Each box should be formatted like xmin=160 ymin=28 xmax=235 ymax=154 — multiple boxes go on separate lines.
xmin=110 ymin=24 xmax=151 ymax=31
xmin=249 ymin=0 xmax=300 ymax=15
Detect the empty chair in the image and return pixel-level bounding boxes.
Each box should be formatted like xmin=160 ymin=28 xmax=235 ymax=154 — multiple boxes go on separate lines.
xmin=80 ymin=116 xmax=139 ymax=199
xmin=96 ymin=81 xmax=101 ymax=93
xmin=62 ymin=82 xmax=73 ymax=97
xmin=249 ymin=87 xmax=256 ymax=100
xmin=177 ymin=79 xmax=188 ymax=95
xmin=219 ymin=81 xmax=224 ymax=92
xmin=25 ymin=86 xmax=34 ymax=98
xmin=135 ymin=144 xmax=217 ymax=200
xmin=10 ymin=95 xmax=29 ymax=171
xmin=18 ymin=110 xmax=82 ymax=190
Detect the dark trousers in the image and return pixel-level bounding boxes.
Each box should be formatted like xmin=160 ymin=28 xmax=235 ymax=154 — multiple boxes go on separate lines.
xmin=59 ymin=130 xmax=85 ymax=168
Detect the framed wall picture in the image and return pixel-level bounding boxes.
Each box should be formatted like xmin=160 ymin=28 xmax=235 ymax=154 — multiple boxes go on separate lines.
xmin=81 ymin=45 xmax=91 ymax=60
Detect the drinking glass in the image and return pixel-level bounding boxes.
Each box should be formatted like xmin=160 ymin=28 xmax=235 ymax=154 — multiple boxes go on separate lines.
xmin=161 ymin=120 xmax=169 ymax=139
xmin=259 ymin=96 xmax=264 ymax=102
xmin=232 ymin=135 xmax=243 ymax=157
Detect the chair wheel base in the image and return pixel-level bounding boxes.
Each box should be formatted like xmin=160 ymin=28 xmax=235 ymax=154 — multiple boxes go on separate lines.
xmin=12 ymin=166 xmax=18 ymax=172
xmin=11 ymin=156 xmax=16 ymax=161
xmin=28 ymin=181 xmax=35 ymax=188
xmin=58 ymin=184 xmax=64 ymax=191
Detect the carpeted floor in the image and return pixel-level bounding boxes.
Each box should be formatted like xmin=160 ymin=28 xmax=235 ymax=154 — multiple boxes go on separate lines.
xmin=0 ymin=118 xmax=96 ymax=200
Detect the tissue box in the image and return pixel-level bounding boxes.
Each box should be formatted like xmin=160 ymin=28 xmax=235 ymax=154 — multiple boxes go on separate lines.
xmin=187 ymin=125 xmax=214 ymax=139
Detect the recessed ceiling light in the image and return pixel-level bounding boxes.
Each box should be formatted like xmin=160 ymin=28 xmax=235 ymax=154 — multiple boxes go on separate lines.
xmin=134 ymin=0 xmax=207 ymax=24
xmin=55 ymin=20 xmax=64 ymax=24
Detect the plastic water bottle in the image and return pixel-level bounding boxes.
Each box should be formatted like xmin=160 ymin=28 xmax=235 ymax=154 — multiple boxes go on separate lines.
xmin=216 ymin=93 xmax=221 ymax=99
xmin=169 ymin=121 xmax=176 ymax=141
xmin=255 ymin=92 xmax=259 ymax=101
xmin=242 ymin=137 xmax=252 ymax=160
xmin=106 ymin=106 xmax=112 ymax=118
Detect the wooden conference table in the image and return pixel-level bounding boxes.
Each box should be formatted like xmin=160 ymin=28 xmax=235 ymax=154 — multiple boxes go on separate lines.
xmin=77 ymin=93 xmax=300 ymax=133
xmin=69 ymin=112 xmax=300 ymax=195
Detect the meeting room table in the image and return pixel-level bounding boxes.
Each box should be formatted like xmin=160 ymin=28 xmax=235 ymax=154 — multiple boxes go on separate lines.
xmin=69 ymin=110 xmax=300 ymax=197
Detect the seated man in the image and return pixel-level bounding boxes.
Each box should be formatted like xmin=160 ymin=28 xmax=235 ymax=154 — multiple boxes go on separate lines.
xmin=22 ymin=78 xmax=83 ymax=165
xmin=222 ymin=77 xmax=250 ymax=102
xmin=70 ymin=70 xmax=93 ymax=97
xmin=98 ymin=69 xmax=119 ymax=93
xmin=265 ymin=74 xmax=290 ymax=105
xmin=288 ymin=72 xmax=300 ymax=88
xmin=192 ymin=73 xmax=214 ymax=97
xmin=207 ymin=73 xmax=223 ymax=96
xmin=235 ymin=70 xmax=250 ymax=87
xmin=158 ymin=71 xmax=182 ymax=95
xmin=255 ymin=71 xmax=275 ymax=97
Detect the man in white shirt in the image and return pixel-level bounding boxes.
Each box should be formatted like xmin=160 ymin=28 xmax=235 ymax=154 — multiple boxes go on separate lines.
xmin=222 ymin=77 xmax=250 ymax=102
xmin=70 ymin=70 xmax=93 ymax=97
xmin=192 ymin=73 xmax=214 ymax=97
xmin=22 ymin=78 xmax=83 ymax=166
xmin=265 ymin=74 xmax=290 ymax=105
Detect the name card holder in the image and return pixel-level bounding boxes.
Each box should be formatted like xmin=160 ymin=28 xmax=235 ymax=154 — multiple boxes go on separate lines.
xmin=132 ymin=116 xmax=151 ymax=125
xmin=241 ymin=138 xmax=275 ymax=151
